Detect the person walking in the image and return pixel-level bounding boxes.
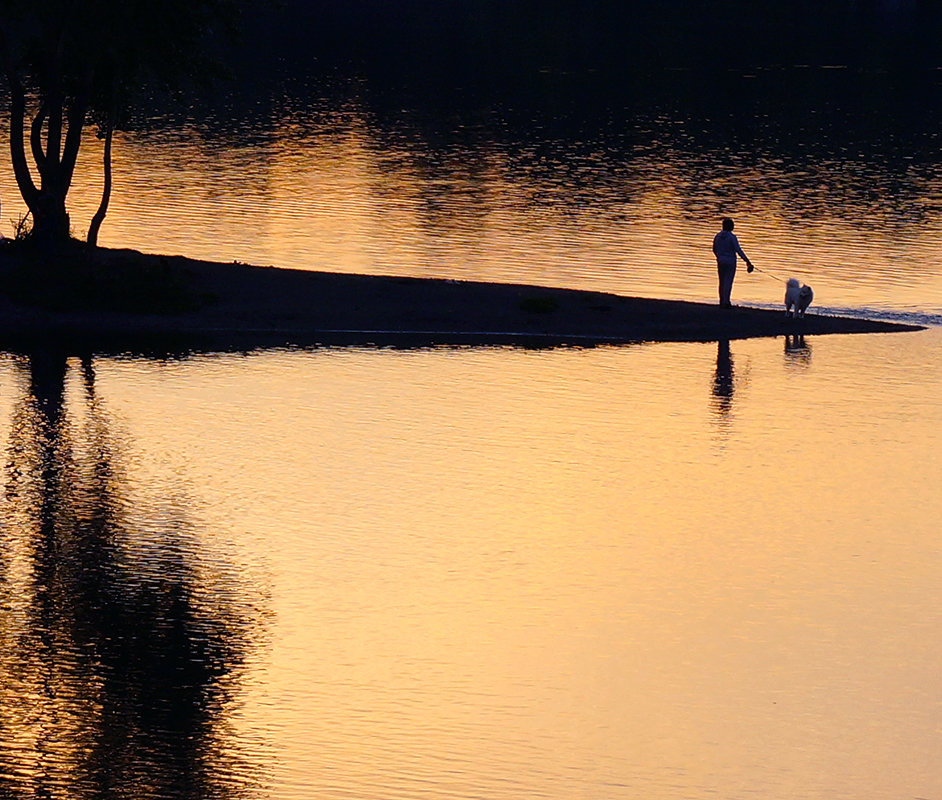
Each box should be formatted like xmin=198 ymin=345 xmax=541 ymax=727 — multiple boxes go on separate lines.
xmin=712 ymin=217 xmax=753 ymax=307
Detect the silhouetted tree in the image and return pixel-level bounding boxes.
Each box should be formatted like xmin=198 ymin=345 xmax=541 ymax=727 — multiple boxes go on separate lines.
xmin=0 ymin=0 xmax=239 ymax=246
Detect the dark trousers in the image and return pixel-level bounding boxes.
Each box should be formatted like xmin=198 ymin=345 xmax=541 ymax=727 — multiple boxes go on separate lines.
xmin=717 ymin=263 xmax=736 ymax=306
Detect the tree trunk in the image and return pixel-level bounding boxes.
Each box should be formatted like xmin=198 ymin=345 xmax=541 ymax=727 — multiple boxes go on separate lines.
xmin=7 ymin=87 xmax=71 ymax=245
xmin=2 ymin=45 xmax=88 ymax=247
xmin=30 ymin=90 xmax=88 ymax=246
xmin=5 ymin=68 xmax=41 ymax=214
xmin=87 ymin=121 xmax=113 ymax=248
xmin=31 ymin=193 xmax=71 ymax=244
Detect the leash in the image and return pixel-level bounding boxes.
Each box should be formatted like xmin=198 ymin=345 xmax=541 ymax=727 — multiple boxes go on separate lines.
xmin=751 ymin=265 xmax=788 ymax=284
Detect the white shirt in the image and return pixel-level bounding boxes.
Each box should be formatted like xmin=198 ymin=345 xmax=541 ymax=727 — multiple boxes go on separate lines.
xmin=712 ymin=230 xmax=747 ymax=268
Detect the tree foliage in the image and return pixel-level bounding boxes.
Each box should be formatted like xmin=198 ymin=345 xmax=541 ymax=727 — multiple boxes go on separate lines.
xmin=0 ymin=0 xmax=238 ymax=245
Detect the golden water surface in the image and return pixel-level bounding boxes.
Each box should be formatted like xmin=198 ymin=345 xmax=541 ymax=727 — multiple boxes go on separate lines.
xmin=0 ymin=74 xmax=940 ymax=799
xmin=1 ymin=328 xmax=940 ymax=799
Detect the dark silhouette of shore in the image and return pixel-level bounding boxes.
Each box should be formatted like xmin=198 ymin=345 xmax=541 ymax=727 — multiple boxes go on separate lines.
xmin=0 ymin=246 xmax=922 ymax=353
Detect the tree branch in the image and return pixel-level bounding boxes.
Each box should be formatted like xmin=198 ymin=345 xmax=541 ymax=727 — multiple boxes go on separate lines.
xmin=0 ymin=28 xmax=40 ymax=207
xmin=30 ymin=100 xmax=49 ymax=176
xmin=60 ymin=73 xmax=92 ymax=194
xmin=87 ymin=112 xmax=114 ymax=248
xmin=45 ymin=91 xmax=64 ymax=170
xmin=44 ymin=30 xmax=66 ymax=168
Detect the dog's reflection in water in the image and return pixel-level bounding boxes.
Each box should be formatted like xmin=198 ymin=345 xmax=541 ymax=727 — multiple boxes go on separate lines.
xmin=784 ymin=334 xmax=813 ymax=369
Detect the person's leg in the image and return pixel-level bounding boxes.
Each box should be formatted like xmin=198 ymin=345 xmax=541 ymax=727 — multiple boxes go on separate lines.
xmin=717 ymin=264 xmax=736 ymax=306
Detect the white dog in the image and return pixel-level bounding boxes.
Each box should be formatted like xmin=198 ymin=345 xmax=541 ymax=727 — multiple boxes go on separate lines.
xmin=785 ymin=278 xmax=814 ymax=317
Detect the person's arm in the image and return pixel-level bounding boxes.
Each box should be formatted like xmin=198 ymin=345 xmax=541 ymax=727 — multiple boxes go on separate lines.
xmin=735 ymin=237 xmax=754 ymax=272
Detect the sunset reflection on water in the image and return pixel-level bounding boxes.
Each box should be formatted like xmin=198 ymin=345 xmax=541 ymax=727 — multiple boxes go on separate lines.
xmin=0 ymin=354 xmax=262 ymax=799
xmin=1 ymin=327 xmax=936 ymax=799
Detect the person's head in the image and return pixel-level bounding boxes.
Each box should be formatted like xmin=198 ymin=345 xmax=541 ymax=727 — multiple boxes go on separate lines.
xmin=721 ymin=218 xmax=734 ymax=231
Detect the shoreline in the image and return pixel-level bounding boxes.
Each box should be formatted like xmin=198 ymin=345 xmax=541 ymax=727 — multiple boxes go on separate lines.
xmin=0 ymin=247 xmax=925 ymax=353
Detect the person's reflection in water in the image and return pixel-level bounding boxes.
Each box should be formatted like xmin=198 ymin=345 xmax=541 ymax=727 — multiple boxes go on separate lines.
xmin=711 ymin=339 xmax=735 ymax=426
xmin=0 ymin=352 xmax=257 ymax=800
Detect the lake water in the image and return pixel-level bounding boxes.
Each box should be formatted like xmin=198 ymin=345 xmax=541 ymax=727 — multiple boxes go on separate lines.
xmin=0 ymin=69 xmax=941 ymax=799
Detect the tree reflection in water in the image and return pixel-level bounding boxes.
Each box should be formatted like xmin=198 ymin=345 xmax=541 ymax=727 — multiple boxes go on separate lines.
xmin=0 ymin=351 xmax=258 ymax=799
